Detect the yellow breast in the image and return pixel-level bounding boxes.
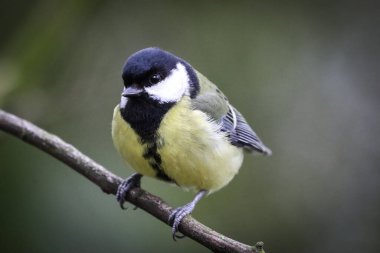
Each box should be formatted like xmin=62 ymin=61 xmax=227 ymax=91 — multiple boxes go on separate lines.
xmin=112 ymin=97 xmax=244 ymax=193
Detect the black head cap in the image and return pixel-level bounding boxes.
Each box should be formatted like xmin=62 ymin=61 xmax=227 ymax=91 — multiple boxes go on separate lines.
xmin=121 ymin=47 xmax=199 ymax=97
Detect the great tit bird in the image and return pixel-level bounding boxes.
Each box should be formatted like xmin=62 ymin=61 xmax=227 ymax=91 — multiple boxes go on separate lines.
xmin=112 ymin=47 xmax=271 ymax=239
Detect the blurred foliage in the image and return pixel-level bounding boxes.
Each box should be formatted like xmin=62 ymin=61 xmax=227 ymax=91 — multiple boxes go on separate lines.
xmin=1 ymin=1 xmax=380 ymax=253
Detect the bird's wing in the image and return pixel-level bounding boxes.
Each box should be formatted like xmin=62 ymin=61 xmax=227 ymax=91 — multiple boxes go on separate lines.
xmin=192 ymin=70 xmax=271 ymax=155
xmin=221 ymin=105 xmax=272 ymax=154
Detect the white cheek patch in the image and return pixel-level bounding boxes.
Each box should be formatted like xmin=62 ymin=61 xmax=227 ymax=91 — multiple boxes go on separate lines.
xmin=119 ymin=96 xmax=128 ymax=109
xmin=145 ymin=63 xmax=190 ymax=103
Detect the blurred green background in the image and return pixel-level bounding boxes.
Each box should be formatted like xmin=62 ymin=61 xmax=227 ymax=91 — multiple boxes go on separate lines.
xmin=1 ymin=1 xmax=379 ymax=252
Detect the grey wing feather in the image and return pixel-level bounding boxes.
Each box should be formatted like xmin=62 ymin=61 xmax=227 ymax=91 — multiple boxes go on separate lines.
xmin=221 ymin=105 xmax=272 ymax=155
xmin=192 ymin=69 xmax=271 ymax=155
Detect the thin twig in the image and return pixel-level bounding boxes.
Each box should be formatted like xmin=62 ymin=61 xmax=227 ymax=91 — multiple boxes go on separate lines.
xmin=0 ymin=109 xmax=263 ymax=253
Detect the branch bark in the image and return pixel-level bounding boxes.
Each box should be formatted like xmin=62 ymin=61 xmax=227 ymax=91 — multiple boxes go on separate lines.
xmin=0 ymin=109 xmax=264 ymax=253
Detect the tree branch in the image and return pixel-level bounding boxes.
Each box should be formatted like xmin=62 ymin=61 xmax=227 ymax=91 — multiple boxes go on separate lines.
xmin=0 ymin=109 xmax=264 ymax=253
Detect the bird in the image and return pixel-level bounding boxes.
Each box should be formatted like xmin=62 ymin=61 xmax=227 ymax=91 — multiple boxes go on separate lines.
xmin=111 ymin=47 xmax=271 ymax=239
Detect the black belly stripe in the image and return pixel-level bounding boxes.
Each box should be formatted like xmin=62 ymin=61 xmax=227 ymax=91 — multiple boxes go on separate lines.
xmin=149 ymin=162 xmax=172 ymax=182
xmin=143 ymin=143 xmax=172 ymax=182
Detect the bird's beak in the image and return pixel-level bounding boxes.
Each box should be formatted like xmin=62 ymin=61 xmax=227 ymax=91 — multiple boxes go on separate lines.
xmin=122 ymin=86 xmax=143 ymax=97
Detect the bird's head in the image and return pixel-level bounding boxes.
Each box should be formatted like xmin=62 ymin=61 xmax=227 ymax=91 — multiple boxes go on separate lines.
xmin=120 ymin=47 xmax=199 ymax=106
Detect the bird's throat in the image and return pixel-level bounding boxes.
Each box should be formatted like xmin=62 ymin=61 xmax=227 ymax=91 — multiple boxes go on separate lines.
xmin=120 ymin=96 xmax=174 ymax=143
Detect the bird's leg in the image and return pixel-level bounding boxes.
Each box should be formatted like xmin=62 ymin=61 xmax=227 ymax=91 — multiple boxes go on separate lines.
xmin=116 ymin=173 xmax=142 ymax=209
xmin=168 ymin=189 xmax=208 ymax=240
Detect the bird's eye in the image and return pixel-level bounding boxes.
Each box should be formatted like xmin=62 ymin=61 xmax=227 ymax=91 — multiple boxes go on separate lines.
xmin=149 ymin=74 xmax=162 ymax=85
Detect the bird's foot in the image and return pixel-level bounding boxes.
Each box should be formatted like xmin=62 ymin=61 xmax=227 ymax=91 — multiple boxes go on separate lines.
xmin=168 ymin=190 xmax=208 ymax=241
xmin=168 ymin=202 xmax=195 ymax=240
xmin=116 ymin=173 xmax=142 ymax=209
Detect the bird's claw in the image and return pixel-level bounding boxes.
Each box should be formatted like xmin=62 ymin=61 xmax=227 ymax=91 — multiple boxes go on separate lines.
xmin=168 ymin=202 xmax=195 ymax=240
xmin=167 ymin=190 xmax=208 ymax=240
xmin=116 ymin=173 xmax=142 ymax=209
